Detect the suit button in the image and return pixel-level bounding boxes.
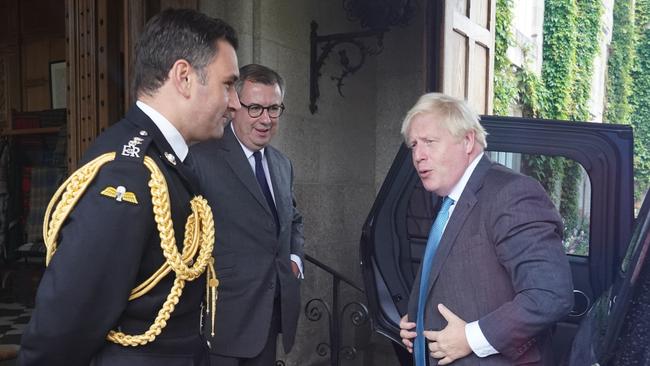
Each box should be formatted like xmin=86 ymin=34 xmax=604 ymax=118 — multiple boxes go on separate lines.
xmin=268 ymin=282 xmax=275 ymax=290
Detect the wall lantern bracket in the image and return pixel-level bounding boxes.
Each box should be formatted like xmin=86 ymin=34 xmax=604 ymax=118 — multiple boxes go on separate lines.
xmin=309 ymin=21 xmax=385 ymax=114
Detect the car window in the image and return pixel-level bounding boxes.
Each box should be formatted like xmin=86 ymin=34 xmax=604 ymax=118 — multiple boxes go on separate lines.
xmin=487 ymin=151 xmax=590 ymax=256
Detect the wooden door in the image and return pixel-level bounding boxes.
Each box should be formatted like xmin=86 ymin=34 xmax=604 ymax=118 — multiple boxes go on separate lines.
xmin=65 ymin=0 xmax=196 ymax=169
xmin=429 ymin=0 xmax=495 ymax=114
xmin=66 ymin=0 xmax=122 ymax=170
xmin=122 ymin=0 xmax=197 ymax=110
xmin=123 ymin=0 xmax=197 ymax=109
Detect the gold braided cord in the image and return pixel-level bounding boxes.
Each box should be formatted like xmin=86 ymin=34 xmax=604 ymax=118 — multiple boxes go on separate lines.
xmin=43 ymin=152 xmax=219 ymax=347
xmin=144 ymin=156 xmax=215 ymax=282
xmin=44 ymin=153 xmax=117 ymax=265
xmin=129 ymin=206 xmax=200 ymax=300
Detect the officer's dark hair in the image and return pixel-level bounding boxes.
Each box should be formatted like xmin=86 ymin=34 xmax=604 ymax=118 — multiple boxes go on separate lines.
xmin=134 ymin=8 xmax=238 ymax=97
xmin=235 ymin=64 xmax=285 ymax=98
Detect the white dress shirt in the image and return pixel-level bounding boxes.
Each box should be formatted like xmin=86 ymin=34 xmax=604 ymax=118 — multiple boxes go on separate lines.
xmin=136 ymin=100 xmax=188 ymax=162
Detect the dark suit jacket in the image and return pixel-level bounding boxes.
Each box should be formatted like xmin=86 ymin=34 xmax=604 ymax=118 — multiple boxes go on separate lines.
xmin=407 ymin=155 xmax=573 ymax=365
xmin=191 ymin=126 xmax=305 ymax=357
xmin=19 ymin=107 xmax=209 ymax=366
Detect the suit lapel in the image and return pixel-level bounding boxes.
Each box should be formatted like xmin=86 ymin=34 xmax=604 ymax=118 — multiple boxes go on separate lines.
xmin=221 ymin=127 xmax=274 ymax=216
xmin=266 ymin=147 xmax=287 ymax=229
xmin=424 ymin=154 xmax=493 ymax=297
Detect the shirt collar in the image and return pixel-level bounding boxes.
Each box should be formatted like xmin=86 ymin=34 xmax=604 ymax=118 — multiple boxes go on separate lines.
xmin=136 ymin=100 xmax=189 ymax=162
xmin=448 ymin=153 xmax=483 ymax=203
xmin=230 ymin=123 xmax=265 ymax=159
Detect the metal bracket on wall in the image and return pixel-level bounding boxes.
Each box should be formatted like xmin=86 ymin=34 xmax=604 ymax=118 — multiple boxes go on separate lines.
xmin=309 ymin=21 xmax=385 ymax=114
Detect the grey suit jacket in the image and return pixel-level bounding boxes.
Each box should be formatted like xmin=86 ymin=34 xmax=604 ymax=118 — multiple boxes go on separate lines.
xmin=191 ymin=126 xmax=305 ymax=357
xmin=407 ymin=155 xmax=573 ymax=365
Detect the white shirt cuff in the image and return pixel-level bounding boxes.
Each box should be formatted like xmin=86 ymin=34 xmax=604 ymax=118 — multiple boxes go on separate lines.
xmin=290 ymin=254 xmax=304 ymax=279
xmin=465 ymin=321 xmax=499 ymax=357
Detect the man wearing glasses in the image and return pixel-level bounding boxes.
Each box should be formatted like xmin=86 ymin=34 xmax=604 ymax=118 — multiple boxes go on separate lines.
xmin=191 ymin=64 xmax=305 ymax=365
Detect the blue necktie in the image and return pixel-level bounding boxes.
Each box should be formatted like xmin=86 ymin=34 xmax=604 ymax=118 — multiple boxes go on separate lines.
xmin=414 ymin=196 xmax=455 ymax=366
xmin=253 ymin=151 xmax=280 ymax=235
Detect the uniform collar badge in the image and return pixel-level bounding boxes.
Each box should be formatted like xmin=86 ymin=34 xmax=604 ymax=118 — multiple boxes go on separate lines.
xmin=164 ymin=152 xmax=177 ymax=165
xmin=100 ymin=185 xmax=139 ymax=204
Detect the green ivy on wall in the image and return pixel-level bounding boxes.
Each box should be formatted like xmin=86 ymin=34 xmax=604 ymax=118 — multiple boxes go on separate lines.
xmin=495 ymin=0 xmax=603 ymax=121
xmin=494 ymin=0 xmax=604 ymax=254
xmin=571 ymin=0 xmax=603 ymax=121
xmin=493 ymin=0 xmax=518 ymax=116
xmin=541 ymin=0 xmax=578 ymax=120
xmin=605 ymin=0 xmax=635 ymax=125
xmin=558 ymin=0 xmax=602 ymax=235
xmin=630 ymin=0 xmax=650 ymax=199
xmin=516 ymin=52 xmax=544 ymax=117
xmin=606 ymin=0 xmax=650 ymax=201
xmin=494 ymin=0 xmax=545 ymax=118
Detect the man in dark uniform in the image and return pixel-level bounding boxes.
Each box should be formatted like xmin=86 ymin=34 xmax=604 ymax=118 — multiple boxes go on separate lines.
xmin=18 ymin=9 xmax=240 ymax=366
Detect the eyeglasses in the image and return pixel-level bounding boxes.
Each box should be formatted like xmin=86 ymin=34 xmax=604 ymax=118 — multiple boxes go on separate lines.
xmin=240 ymin=102 xmax=285 ymax=118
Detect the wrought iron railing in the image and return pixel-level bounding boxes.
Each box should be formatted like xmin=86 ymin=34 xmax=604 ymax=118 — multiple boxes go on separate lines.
xmin=276 ymin=254 xmax=369 ymax=366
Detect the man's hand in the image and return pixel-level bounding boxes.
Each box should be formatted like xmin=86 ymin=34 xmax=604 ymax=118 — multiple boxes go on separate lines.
xmin=399 ymin=315 xmax=417 ymax=353
xmin=291 ymin=261 xmax=301 ymax=278
xmin=423 ymin=304 xmax=471 ymax=365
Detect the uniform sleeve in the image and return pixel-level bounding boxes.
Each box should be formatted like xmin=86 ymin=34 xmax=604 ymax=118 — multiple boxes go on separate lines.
xmin=479 ymin=176 xmax=574 ymax=360
xmin=18 ymin=159 xmax=155 ymax=366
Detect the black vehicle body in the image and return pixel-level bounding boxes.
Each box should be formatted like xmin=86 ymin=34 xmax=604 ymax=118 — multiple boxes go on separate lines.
xmin=360 ymin=115 xmax=648 ymax=364
xmin=569 ymin=192 xmax=650 ymax=365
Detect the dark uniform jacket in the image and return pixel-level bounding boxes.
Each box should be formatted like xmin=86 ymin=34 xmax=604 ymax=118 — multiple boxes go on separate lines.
xmin=191 ymin=126 xmax=305 ymax=358
xmin=19 ymin=106 xmax=209 ymax=366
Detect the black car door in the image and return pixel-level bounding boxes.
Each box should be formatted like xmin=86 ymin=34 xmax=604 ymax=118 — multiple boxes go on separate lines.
xmin=360 ymin=115 xmax=635 ymax=359
xmin=569 ymin=190 xmax=650 ymax=365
